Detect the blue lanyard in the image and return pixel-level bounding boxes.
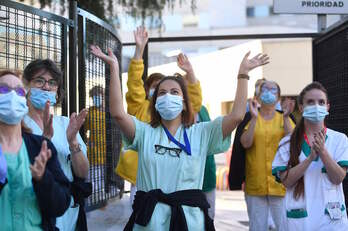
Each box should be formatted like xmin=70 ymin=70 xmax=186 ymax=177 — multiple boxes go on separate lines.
xmin=162 ymin=125 xmax=191 ymax=156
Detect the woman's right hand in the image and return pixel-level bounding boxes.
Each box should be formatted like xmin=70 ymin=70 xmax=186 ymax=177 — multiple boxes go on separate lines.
xmin=239 ymin=51 xmax=270 ymax=75
xmin=91 ymin=45 xmax=119 ymax=69
xmin=249 ymin=99 xmax=259 ymax=118
xmin=308 ymin=147 xmax=318 ymax=162
xmin=30 ymin=140 xmax=52 ymax=182
xmin=42 ymin=101 xmax=54 ymax=140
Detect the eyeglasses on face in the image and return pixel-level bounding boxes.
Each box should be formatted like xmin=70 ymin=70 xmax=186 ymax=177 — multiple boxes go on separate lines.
xmin=0 ymin=85 xmax=26 ymax=97
xmin=31 ymin=77 xmax=58 ymax=89
xmin=261 ymin=85 xmax=278 ymax=94
xmin=154 ymin=144 xmax=182 ymax=158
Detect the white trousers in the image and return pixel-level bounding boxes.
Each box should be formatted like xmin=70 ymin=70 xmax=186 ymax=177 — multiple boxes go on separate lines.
xmin=245 ymin=194 xmax=286 ymax=231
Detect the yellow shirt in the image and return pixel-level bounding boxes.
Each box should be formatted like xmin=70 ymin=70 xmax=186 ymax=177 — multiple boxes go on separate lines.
xmin=116 ymin=59 xmax=203 ymax=184
xmin=85 ymin=106 xmax=106 ymax=165
xmin=244 ymin=112 xmax=294 ymax=196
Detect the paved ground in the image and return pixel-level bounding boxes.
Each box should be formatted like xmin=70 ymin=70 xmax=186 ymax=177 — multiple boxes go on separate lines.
xmin=87 ymin=190 xmax=249 ymax=231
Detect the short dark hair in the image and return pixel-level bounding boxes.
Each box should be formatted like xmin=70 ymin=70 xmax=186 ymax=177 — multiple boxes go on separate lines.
xmin=145 ymin=73 xmax=165 ymax=94
xmin=89 ymin=85 xmax=104 ymax=97
xmin=23 ymin=59 xmax=64 ymax=103
xmin=150 ymin=76 xmax=194 ymax=128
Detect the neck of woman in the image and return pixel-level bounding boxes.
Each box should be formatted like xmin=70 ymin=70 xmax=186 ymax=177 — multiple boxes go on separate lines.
xmin=161 ymin=115 xmax=182 ymax=137
xmin=304 ymin=119 xmax=325 ymax=137
xmin=28 ymin=103 xmax=45 ymax=130
xmin=0 ymin=122 xmax=22 ymax=153
xmin=260 ymin=104 xmax=276 ymax=118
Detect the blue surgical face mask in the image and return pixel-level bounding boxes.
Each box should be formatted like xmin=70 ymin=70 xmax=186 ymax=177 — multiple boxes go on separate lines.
xmin=155 ymin=93 xmax=183 ymax=120
xmin=0 ymin=91 xmax=28 ymax=125
xmin=93 ymin=95 xmax=102 ymax=107
xmin=303 ymin=105 xmax=328 ymax=123
xmin=260 ymin=90 xmax=277 ymax=105
xmin=148 ymin=88 xmax=155 ymax=98
xmin=29 ymin=88 xmax=57 ymax=110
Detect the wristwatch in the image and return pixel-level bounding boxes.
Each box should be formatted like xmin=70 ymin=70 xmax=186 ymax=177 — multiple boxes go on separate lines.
xmin=238 ymin=74 xmax=250 ymax=80
xmin=69 ymin=143 xmax=81 ymax=155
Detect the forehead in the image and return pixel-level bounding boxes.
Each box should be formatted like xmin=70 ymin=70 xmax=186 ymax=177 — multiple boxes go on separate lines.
xmin=158 ymin=79 xmax=181 ymax=91
xmin=303 ymin=89 xmax=327 ymax=101
xmin=0 ymin=74 xmax=23 ymax=87
xmin=262 ymin=81 xmax=277 ymax=89
xmin=32 ymin=69 xmax=53 ymax=80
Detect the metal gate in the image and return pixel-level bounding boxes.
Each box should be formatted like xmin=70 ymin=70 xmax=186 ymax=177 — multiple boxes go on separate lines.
xmin=313 ymin=18 xmax=348 ymax=135
xmin=0 ymin=0 xmax=123 ymax=210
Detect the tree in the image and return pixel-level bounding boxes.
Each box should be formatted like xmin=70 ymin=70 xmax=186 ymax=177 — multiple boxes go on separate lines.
xmin=21 ymin=0 xmax=196 ymax=28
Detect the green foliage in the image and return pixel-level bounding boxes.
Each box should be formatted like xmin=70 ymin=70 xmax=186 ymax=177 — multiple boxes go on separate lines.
xmin=20 ymin=0 xmax=196 ymax=28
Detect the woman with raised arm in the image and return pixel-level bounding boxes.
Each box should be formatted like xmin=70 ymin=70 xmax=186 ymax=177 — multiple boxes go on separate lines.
xmin=272 ymin=82 xmax=348 ymax=230
xmin=116 ymin=27 xmax=203 ymax=203
xmin=91 ymin=45 xmax=269 ymax=231
xmin=240 ymin=80 xmax=295 ymax=231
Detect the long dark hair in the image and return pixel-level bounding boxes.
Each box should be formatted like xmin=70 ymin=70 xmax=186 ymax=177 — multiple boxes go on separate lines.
xmin=150 ymin=76 xmax=194 ymax=128
xmin=287 ymin=81 xmax=328 ymax=199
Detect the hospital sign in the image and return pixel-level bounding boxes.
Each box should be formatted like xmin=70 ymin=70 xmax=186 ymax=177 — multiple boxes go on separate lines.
xmin=273 ymin=0 xmax=348 ymax=14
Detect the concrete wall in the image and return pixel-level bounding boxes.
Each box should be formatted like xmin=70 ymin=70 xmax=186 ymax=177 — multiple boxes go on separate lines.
xmin=261 ymin=38 xmax=313 ymax=95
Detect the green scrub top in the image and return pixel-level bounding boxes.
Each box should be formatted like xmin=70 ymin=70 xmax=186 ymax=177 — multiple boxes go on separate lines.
xmin=0 ymin=142 xmax=42 ymax=231
xmin=124 ymin=116 xmax=231 ymax=231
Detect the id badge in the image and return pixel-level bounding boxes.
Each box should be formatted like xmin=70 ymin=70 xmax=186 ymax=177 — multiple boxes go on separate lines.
xmin=326 ymin=202 xmax=342 ymax=220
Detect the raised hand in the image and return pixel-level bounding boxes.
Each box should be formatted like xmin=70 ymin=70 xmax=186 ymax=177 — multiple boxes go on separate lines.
xmin=282 ymin=98 xmax=295 ymax=117
xmin=42 ymin=101 xmax=54 ymax=139
xmin=177 ymin=53 xmax=193 ymax=74
xmin=30 ymin=140 xmax=52 ymax=181
xmin=249 ymin=99 xmax=259 ymax=118
xmin=134 ymin=27 xmax=148 ymax=50
xmin=66 ymin=109 xmax=88 ymax=146
xmin=239 ymin=52 xmax=270 ymax=75
xmin=91 ymin=45 xmax=119 ymax=68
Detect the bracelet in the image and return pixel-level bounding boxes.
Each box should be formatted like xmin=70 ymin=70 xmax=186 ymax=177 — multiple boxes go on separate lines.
xmin=69 ymin=143 xmax=81 ymax=155
xmin=238 ymin=74 xmax=250 ymax=80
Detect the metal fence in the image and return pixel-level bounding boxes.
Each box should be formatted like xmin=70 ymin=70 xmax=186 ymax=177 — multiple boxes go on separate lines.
xmin=313 ymin=18 xmax=348 ymax=136
xmin=77 ymin=8 xmax=123 ymax=210
xmin=0 ymin=0 xmax=123 ymax=210
xmin=0 ymin=0 xmax=69 ymax=114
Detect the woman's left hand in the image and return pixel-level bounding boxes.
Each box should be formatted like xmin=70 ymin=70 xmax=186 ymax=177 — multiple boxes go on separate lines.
xmin=66 ymin=109 xmax=88 ymax=146
xmin=30 ymin=140 xmax=52 ymax=181
xmin=313 ymin=129 xmax=326 ymax=155
xmin=282 ymin=98 xmax=295 ymax=117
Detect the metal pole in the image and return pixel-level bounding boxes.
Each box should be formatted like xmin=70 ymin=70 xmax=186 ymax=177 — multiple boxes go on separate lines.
xmin=69 ymin=0 xmax=78 ymax=114
xmin=318 ymin=14 xmax=327 ymax=33
xmin=142 ymin=44 xmax=148 ymax=82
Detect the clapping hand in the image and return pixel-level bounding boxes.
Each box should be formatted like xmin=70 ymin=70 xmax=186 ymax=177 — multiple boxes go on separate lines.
xmin=42 ymin=101 xmax=54 ymax=139
xmin=30 ymin=140 xmax=52 ymax=181
xmin=282 ymin=98 xmax=295 ymax=117
xmin=66 ymin=109 xmax=88 ymax=146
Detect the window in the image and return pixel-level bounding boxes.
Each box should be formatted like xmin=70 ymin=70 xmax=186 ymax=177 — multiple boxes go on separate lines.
xmin=247 ymin=5 xmax=273 ymax=18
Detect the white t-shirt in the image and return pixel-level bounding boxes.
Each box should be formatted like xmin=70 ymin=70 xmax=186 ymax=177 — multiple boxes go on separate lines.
xmin=272 ymin=129 xmax=348 ymax=231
